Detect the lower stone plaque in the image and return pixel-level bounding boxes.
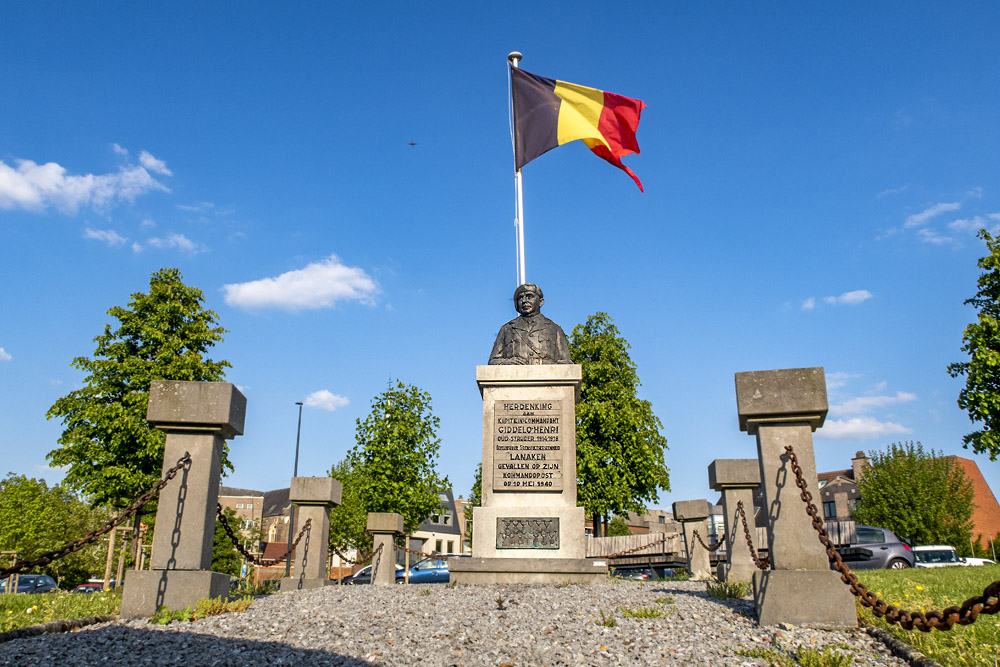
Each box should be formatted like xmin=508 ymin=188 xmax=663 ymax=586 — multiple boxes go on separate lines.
xmin=496 ymin=517 xmax=560 ymax=549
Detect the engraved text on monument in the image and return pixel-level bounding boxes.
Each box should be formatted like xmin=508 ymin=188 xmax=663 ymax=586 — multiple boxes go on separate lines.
xmin=492 ymin=400 xmax=564 ymax=491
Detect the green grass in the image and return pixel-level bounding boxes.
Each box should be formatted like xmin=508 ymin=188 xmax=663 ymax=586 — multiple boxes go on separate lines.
xmin=0 ymin=589 xmax=122 ymax=633
xmin=737 ymin=645 xmax=854 ymax=666
xmin=620 ymin=604 xmax=668 ymax=619
xmin=854 ymin=566 xmax=1000 ymax=667
xmin=706 ymin=577 xmax=753 ymax=600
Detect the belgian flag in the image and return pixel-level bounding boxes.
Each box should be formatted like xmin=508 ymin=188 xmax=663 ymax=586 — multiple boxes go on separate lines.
xmin=511 ymin=67 xmax=646 ymax=191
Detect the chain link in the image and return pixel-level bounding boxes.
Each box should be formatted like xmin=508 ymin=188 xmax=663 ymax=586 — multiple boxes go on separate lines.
xmin=736 ymin=500 xmax=770 ymax=570
xmin=0 ymin=452 xmax=192 ymax=579
xmin=691 ymin=529 xmax=723 ymax=552
xmin=216 ymin=503 xmax=311 ymax=567
xmin=784 ymin=444 xmax=1000 ymax=632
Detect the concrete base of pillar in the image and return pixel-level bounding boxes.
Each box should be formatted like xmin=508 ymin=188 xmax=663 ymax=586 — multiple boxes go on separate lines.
xmin=718 ymin=562 xmax=758 ymax=584
xmin=753 ymin=570 xmax=857 ymax=628
xmin=449 ymin=557 xmax=607 ymax=584
xmin=279 ymin=577 xmax=334 ymax=592
xmin=120 ymin=570 xmax=230 ymax=619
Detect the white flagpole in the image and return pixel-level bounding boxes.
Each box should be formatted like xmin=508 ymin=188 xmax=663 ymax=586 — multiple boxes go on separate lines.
xmin=508 ymin=51 xmax=526 ymax=287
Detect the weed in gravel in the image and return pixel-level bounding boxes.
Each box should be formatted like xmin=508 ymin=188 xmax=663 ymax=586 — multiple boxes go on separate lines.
xmin=150 ymin=605 xmax=195 ymax=625
xmin=659 ymin=569 xmax=689 ymax=582
xmin=619 ymin=605 xmax=665 ymax=619
xmin=653 ymin=595 xmax=674 ymax=605
xmin=231 ymin=579 xmax=278 ymax=596
xmin=737 ymin=645 xmax=854 ymax=666
xmin=597 ymin=609 xmax=617 ymax=627
xmin=421 ymin=589 xmax=431 ymax=596
xmin=445 ymin=582 xmax=456 ymax=589
xmin=706 ymin=578 xmax=752 ymax=599
xmin=495 ymin=593 xmax=506 ymax=611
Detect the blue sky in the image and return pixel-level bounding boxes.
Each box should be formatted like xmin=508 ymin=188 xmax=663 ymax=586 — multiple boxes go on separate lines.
xmin=3 ymin=3 xmax=1000 ymax=517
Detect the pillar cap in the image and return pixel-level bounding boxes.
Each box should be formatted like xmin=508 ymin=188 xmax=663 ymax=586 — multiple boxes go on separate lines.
xmin=735 ymin=367 xmax=827 ymax=435
xmin=366 ymin=512 xmax=404 ymax=534
xmin=672 ymin=499 xmax=711 ymax=521
xmin=708 ymin=459 xmax=762 ymax=491
xmin=290 ymin=477 xmax=342 ymax=506
xmin=146 ymin=380 xmax=246 ymax=438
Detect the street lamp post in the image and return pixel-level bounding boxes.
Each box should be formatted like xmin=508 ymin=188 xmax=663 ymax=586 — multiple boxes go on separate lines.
xmin=284 ymin=401 xmax=304 ymax=578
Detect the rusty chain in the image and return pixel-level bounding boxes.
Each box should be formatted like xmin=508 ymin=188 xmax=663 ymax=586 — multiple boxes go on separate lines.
xmin=0 ymin=452 xmax=192 ymax=579
xmin=691 ymin=529 xmax=726 ymax=552
xmin=784 ymin=444 xmax=1000 ymax=632
xmin=736 ymin=500 xmax=770 ymax=570
xmin=216 ymin=503 xmax=311 ymax=567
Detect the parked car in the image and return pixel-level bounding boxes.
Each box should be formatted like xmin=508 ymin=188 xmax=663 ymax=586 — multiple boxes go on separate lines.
xmin=913 ymin=545 xmax=964 ymax=568
xmin=963 ymin=557 xmax=997 ymax=567
xmin=612 ymin=567 xmax=654 ymax=581
xmin=398 ymin=556 xmax=470 ymax=584
xmin=0 ymin=574 xmax=60 ymax=594
xmin=340 ymin=563 xmax=403 ymax=585
xmin=71 ymin=583 xmax=104 ymax=594
xmin=835 ymin=525 xmax=914 ymax=570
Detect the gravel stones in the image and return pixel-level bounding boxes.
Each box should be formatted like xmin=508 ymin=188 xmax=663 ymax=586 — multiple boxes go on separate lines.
xmin=0 ymin=580 xmax=911 ymax=666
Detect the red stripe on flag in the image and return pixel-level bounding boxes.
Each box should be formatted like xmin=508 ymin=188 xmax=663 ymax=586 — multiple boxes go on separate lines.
xmin=588 ymin=91 xmax=646 ymax=191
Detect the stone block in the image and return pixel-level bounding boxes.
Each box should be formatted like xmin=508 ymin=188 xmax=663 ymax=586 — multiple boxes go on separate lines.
xmin=672 ymin=499 xmax=710 ymax=521
xmin=367 ymin=512 xmax=404 ymax=534
xmin=476 ymin=364 xmax=582 ymax=400
xmin=120 ymin=570 xmax=230 ymax=618
xmin=147 ymin=380 xmax=246 ymax=438
xmin=449 ymin=557 xmax=607 ymax=585
xmin=735 ymin=368 xmax=827 ymax=434
xmin=470 ymin=505 xmax=585 ymax=559
xmin=753 ymin=569 xmax=858 ymax=628
xmin=708 ymin=459 xmax=762 ymax=490
xmin=290 ymin=476 xmax=342 ymax=505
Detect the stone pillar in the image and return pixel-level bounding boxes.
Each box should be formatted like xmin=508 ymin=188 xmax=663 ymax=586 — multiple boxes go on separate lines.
xmin=735 ymin=367 xmax=856 ymax=628
xmin=367 ymin=512 xmax=403 ymax=586
xmin=280 ymin=477 xmax=342 ymax=592
xmin=708 ymin=459 xmax=761 ymax=583
xmin=120 ymin=381 xmax=245 ymax=618
xmin=672 ymin=500 xmax=712 ymax=580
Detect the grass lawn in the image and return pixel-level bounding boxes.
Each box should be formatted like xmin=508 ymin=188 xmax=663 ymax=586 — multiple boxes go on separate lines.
xmin=0 ymin=589 xmax=121 ymax=634
xmin=854 ymin=565 xmax=1000 ymax=667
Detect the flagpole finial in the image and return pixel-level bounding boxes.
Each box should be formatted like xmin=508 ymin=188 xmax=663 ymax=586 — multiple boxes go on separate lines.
xmin=507 ymin=51 xmax=522 ymax=64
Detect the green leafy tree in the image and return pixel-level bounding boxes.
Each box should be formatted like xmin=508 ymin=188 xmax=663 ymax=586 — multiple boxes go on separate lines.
xmin=0 ymin=474 xmax=109 ymax=588
xmin=211 ymin=506 xmax=243 ymax=578
xmin=570 ymin=312 xmax=669 ymax=537
xmin=948 ymin=229 xmax=1000 ymax=461
xmin=343 ymin=381 xmax=448 ymax=537
xmin=607 ymin=516 xmax=633 ymax=537
xmin=464 ymin=463 xmax=482 ymax=548
xmin=327 ymin=458 xmax=372 ymax=562
xmin=852 ymin=442 xmax=974 ymax=548
xmin=46 ymin=268 xmax=231 ymax=508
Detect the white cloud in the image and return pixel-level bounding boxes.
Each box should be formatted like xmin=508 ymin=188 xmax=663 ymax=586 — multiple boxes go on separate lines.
xmin=948 ymin=216 xmax=991 ymax=233
xmin=305 ymin=390 xmax=350 ymax=412
xmin=877 ymin=184 xmax=909 ymax=198
xmin=968 ymin=186 xmax=984 ymax=198
xmin=801 ymin=297 xmax=815 ymax=310
xmin=145 ymin=233 xmax=206 ymax=255
xmin=830 ymin=391 xmax=917 ymax=416
xmin=111 ymin=143 xmax=129 ymax=157
xmin=904 ymin=202 xmax=960 ymax=228
xmin=176 ymin=202 xmax=214 ymax=213
xmin=223 ymin=254 xmax=379 ymax=311
xmin=819 ymin=417 xmax=911 ymax=440
xmin=83 ymin=227 xmax=127 ymax=246
xmin=825 ymin=371 xmax=860 ymax=390
xmin=0 ymin=348 xmax=11 ymax=362
xmin=0 ymin=157 xmax=168 ymax=214
xmin=138 ymin=150 xmax=172 ymax=176
xmin=140 ymin=217 xmax=156 ymax=228
xmin=823 ymin=290 xmax=873 ymax=306
xmin=131 ymin=242 xmax=143 ymax=253
xmin=916 ymin=227 xmax=954 ymax=245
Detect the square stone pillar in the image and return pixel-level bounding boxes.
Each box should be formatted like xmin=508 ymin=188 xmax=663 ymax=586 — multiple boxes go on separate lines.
xmin=736 ymin=367 xmax=856 ymax=628
xmin=367 ymin=512 xmax=403 ymax=586
xmin=672 ymin=499 xmax=712 ymax=580
xmin=708 ymin=459 xmax=761 ymax=582
xmin=280 ymin=477 xmax=342 ymax=592
xmin=120 ymin=381 xmax=245 ymax=618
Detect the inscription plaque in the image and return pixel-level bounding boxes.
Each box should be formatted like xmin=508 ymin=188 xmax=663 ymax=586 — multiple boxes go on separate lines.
xmin=492 ymin=399 xmax=563 ymax=492
xmin=496 ymin=517 xmax=560 ymax=549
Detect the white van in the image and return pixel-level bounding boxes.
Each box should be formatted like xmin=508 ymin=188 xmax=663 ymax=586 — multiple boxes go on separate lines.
xmin=913 ymin=545 xmax=963 ymax=568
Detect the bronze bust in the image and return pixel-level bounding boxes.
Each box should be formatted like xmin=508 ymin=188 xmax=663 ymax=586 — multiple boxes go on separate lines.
xmin=489 ymin=283 xmax=572 ymax=365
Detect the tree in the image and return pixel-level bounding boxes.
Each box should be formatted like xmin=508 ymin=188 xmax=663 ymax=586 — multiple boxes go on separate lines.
xmin=570 ymin=312 xmax=669 ymax=537
xmin=464 ymin=463 xmax=482 ymax=548
xmin=345 ymin=381 xmax=448 ymax=535
xmin=607 ymin=516 xmax=632 ymax=537
xmin=47 ymin=268 xmax=231 ymax=508
xmin=852 ymin=441 xmax=974 ymax=548
xmin=327 ymin=458 xmax=372 ymax=562
xmin=211 ymin=506 xmax=243 ymax=578
xmin=948 ymin=229 xmax=1000 ymax=461
xmin=0 ymin=474 xmax=109 ymax=588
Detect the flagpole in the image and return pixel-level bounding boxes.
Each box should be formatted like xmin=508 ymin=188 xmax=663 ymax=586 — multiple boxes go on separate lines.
xmin=508 ymin=51 xmax=526 ymax=287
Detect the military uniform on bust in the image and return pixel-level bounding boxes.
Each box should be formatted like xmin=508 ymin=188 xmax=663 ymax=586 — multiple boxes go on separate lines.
xmin=489 ymin=283 xmax=571 ymax=365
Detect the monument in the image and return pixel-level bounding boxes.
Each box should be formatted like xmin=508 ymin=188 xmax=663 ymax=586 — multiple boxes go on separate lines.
xmin=279 ymin=476 xmax=342 ymax=591
xmin=672 ymin=499 xmax=712 ymax=580
xmin=735 ymin=367 xmax=857 ymax=628
xmin=450 ymin=284 xmax=607 ymax=583
xmin=120 ymin=380 xmax=245 ymax=618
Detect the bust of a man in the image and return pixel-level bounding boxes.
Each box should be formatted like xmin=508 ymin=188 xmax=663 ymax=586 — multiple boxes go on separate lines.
xmin=489 ymin=283 xmax=572 ymax=365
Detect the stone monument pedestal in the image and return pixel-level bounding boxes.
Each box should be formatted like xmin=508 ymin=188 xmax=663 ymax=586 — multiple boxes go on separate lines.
xmin=736 ymin=368 xmax=857 ymax=628
xmin=280 ymin=476 xmax=342 ymax=592
xmin=708 ymin=459 xmax=761 ymax=583
xmin=367 ymin=512 xmax=403 ymax=586
xmin=120 ymin=381 xmax=245 ymax=618
xmin=673 ymin=499 xmax=712 ymax=580
xmin=450 ymin=365 xmax=607 ymax=584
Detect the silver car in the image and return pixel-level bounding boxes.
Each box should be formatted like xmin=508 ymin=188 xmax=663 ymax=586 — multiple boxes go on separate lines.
xmin=836 ymin=525 xmax=915 ymax=570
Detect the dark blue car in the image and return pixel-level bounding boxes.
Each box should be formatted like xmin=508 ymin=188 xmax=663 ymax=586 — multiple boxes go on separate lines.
xmin=398 ymin=556 xmax=468 ymax=584
xmin=0 ymin=574 xmax=59 ymax=594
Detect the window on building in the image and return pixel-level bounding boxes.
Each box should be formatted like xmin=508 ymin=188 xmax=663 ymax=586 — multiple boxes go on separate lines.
xmin=447 ymin=540 xmax=454 ymax=554
xmin=823 ymin=501 xmax=836 ymax=519
xmin=847 ymin=498 xmax=857 ymax=513
xmin=430 ymin=514 xmax=440 ymax=524
xmin=434 ymin=539 xmax=442 ymax=553
xmin=236 ymin=503 xmax=244 ymax=509
xmin=442 ymin=514 xmax=450 ymax=525
xmin=658 ymin=516 xmax=665 ymax=524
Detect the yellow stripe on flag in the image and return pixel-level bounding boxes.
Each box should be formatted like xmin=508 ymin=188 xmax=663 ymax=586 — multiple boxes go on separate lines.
xmin=554 ymin=80 xmax=608 ymax=150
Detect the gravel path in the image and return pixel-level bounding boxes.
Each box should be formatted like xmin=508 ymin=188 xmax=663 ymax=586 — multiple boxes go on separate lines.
xmin=0 ymin=581 xmax=912 ymax=666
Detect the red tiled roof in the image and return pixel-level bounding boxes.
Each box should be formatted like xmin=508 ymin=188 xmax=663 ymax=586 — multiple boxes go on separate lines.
xmin=949 ymin=456 xmax=1000 ymax=541
xmin=818 ymin=469 xmax=852 ymax=482
xmin=260 ymin=542 xmax=291 ymax=560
